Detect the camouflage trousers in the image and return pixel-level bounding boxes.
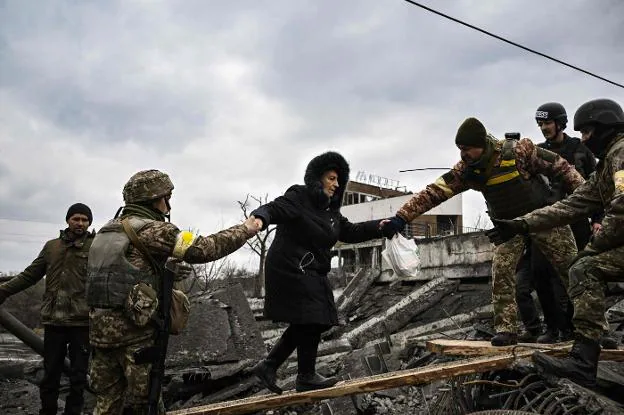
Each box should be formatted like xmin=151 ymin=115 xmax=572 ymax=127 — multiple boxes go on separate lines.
xmin=89 ymin=338 xmax=164 ymax=414
xmin=569 ymin=245 xmax=624 ymax=340
xmin=492 ymin=226 xmax=577 ymax=334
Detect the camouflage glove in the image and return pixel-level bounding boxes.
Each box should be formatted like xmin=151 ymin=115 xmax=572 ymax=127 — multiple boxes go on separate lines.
xmin=485 ymin=219 xmax=529 ymax=246
xmin=381 ymin=216 xmax=406 ymax=239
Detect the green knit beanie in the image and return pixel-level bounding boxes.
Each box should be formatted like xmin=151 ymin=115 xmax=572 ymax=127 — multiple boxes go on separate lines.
xmin=455 ymin=117 xmax=487 ymax=148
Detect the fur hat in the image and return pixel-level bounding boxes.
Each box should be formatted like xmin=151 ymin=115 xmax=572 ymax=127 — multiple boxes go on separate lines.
xmin=455 ymin=117 xmax=487 ymax=148
xmin=304 ymin=151 xmax=349 ymax=210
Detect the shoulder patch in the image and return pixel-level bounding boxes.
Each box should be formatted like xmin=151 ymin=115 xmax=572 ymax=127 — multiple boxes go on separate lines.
xmin=614 ymin=170 xmax=624 ymax=192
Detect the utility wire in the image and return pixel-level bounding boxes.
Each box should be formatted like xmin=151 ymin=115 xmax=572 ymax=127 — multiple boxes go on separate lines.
xmin=402 ymin=0 xmax=624 ymax=89
xmin=399 ymin=167 xmax=450 ymax=172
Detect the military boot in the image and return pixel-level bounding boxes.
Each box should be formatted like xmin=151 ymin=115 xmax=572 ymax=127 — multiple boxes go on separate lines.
xmin=600 ymin=333 xmax=619 ymax=350
xmin=559 ymin=329 xmax=574 ymax=342
xmin=296 ymin=372 xmax=340 ymax=392
xmin=518 ymin=327 xmax=541 ymax=343
xmin=537 ymin=328 xmax=559 ymax=344
xmin=295 ymin=330 xmax=339 ymax=392
xmin=532 ymin=335 xmax=600 ymax=387
xmin=253 ymin=334 xmax=297 ymax=394
xmin=491 ymin=332 xmax=518 ymax=346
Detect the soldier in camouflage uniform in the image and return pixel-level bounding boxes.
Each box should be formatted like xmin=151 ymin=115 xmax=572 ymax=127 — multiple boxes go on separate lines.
xmin=87 ymin=170 xmax=260 ymax=414
xmin=382 ymin=118 xmax=583 ymax=346
xmin=0 ymin=203 xmax=94 ymax=415
xmin=488 ymin=98 xmax=624 ymax=387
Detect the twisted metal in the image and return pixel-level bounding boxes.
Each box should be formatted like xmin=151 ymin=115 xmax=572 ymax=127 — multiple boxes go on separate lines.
xmin=438 ymin=372 xmax=593 ymax=414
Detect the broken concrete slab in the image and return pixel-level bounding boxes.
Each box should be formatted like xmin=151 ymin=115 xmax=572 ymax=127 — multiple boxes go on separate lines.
xmin=556 ymin=378 xmax=624 ymax=415
xmin=409 ymin=233 xmax=493 ymax=281
xmin=345 ymin=278 xmax=459 ymax=348
xmin=407 ymin=326 xmax=474 ymax=345
xmin=335 ymin=269 xmax=380 ymax=315
xmin=392 ymin=304 xmax=493 ymax=348
xmin=323 ymin=343 xmax=393 ymax=415
xmin=168 ymin=283 xmax=265 ymax=368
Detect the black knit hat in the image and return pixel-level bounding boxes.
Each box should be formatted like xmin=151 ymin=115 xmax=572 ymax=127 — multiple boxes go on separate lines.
xmin=66 ymin=203 xmax=93 ymax=224
xmin=455 ymin=117 xmax=487 ymax=148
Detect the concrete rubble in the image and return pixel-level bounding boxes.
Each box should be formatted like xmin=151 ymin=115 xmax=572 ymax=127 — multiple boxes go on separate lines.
xmin=2 ymin=231 xmax=624 ymax=415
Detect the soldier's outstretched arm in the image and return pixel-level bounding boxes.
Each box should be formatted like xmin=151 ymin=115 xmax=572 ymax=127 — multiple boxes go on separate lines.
xmin=173 ymin=220 xmax=258 ymax=264
xmin=396 ymin=160 xmax=469 ymax=222
xmin=517 ymin=138 xmax=584 ymax=193
xmin=521 ymin=175 xmax=603 ymax=233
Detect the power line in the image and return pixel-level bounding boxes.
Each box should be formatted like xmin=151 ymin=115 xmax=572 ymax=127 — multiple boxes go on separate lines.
xmin=402 ymin=0 xmax=624 ymax=89
xmin=0 ymin=218 xmax=60 ymax=225
xmin=399 ymin=167 xmax=450 ymax=173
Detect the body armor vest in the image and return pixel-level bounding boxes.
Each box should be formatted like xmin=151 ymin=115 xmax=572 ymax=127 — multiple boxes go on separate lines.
xmin=86 ymin=217 xmax=157 ymax=309
xmin=477 ymin=139 xmax=549 ymax=220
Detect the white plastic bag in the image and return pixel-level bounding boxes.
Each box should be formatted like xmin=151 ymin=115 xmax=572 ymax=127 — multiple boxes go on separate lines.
xmin=381 ymin=233 xmax=421 ymax=278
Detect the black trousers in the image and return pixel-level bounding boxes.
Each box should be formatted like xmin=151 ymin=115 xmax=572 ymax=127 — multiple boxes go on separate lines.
xmin=516 ymin=243 xmax=573 ymax=333
xmin=40 ymin=325 xmax=90 ymax=415
xmin=267 ymin=324 xmax=329 ymax=375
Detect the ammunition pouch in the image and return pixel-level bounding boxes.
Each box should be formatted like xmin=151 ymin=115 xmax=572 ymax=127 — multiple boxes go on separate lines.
xmin=124 ymin=282 xmax=159 ymax=327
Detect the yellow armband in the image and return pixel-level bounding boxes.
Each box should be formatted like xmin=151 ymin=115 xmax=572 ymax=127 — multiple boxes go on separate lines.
xmin=172 ymin=230 xmax=197 ymax=259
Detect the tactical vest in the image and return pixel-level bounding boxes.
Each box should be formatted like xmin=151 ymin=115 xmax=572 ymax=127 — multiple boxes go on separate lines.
xmin=86 ymin=217 xmax=158 ymax=309
xmin=479 ymin=139 xmax=549 ymax=220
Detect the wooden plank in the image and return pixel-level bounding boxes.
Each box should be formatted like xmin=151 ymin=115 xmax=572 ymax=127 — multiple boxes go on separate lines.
xmin=168 ymin=350 xmax=536 ymax=415
xmin=426 ymin=339 xmax=624 ymax=362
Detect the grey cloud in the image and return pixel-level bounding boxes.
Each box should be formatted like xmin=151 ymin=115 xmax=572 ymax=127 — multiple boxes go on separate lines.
xmin=1 ymin=0 xmax=624 ymax=271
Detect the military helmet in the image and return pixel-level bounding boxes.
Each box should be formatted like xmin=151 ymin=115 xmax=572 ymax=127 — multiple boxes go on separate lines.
xmin=123 ymin=169 xmax=174 ymax=204
xmin=573 ymin=98 xmax=624 ymax=131
xmin=535 ymin=102 xmax=567 ymax=128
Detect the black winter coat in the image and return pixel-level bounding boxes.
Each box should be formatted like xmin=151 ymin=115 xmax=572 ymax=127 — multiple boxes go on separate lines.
xmin=252 ymin=151 xmax=381 ymax=325
xmin=252 ymin=185 xmax=380 ymax=325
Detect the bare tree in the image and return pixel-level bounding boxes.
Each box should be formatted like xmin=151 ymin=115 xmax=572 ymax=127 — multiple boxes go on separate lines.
xmin=181 ymin=257 xmax=233 ymax=295
xmin=238 ymin=194 xmax=276 ymax=298
xmin=471 ymin=210 xmax=492 ymax=231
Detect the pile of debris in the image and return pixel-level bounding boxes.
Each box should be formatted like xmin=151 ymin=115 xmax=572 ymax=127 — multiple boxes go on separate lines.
xmin=2 ymin=231 xmax=624 ymax=415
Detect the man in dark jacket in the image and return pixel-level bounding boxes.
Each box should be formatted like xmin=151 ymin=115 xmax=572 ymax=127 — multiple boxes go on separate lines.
xmin=0 ymin=203 xmax=95 ymax=415
xmin=251 ymin=152 xmax=386 ymax=393
xmin=517 ymin=102 xmax=599 ymax=343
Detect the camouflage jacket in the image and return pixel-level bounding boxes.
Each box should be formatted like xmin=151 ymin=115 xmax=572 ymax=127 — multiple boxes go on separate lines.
xmin=522 ymin=133 xmax=624 ymax=252
xmin=89 ymin=216 xmax=252 ymax=348
xmin=397 ymin=137 xmax=585 ymax=222
xmin=0 ymin=229 xmax=95 ymax=326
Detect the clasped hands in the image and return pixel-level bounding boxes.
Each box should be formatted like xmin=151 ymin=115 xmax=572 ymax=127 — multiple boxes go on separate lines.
xmin=243 ymin=215 xmax=264 ymax=235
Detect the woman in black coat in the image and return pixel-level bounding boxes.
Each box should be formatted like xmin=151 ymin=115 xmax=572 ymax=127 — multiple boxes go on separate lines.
xmin=251 ymin=151 xmax=388 ymax=393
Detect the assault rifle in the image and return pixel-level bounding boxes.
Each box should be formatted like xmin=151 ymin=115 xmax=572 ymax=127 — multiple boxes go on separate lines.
xmin=132 ymin=260 xmax=178 ymax=415
xmin=121 ymin=218 xmax=179 ymax=414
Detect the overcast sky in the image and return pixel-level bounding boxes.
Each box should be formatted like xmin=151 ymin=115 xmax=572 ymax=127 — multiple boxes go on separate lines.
xmin=1 ymin=0 xmax=623 ymax=273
